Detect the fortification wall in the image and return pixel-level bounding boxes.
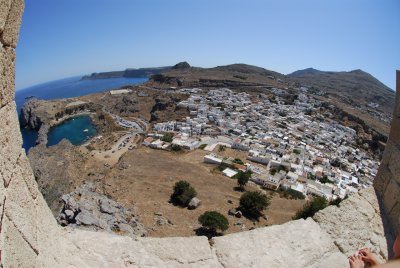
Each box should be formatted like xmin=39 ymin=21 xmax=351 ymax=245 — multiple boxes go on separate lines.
xmin=0 ymin=0 xmax=398 ymax=266
xmin=374 ymin=70 xmax=400 ymax=235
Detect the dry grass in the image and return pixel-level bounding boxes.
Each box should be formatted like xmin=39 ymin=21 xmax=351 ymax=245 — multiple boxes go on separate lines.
xmin=103 ymin=147 xmax=305 ymax=237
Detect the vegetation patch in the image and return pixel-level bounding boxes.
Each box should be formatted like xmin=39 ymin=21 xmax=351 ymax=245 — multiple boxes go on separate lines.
xmin=170 ymin=180 xmax=197 ymax=207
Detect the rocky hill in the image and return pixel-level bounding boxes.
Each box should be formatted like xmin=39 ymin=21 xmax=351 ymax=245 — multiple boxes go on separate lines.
xmin=81 ymin=66 xmax=172 ymax=80
xmin=147 ymin=62 xmax=285 ymax=89
xmin=288 ymin=68 xmax=395 ymax=115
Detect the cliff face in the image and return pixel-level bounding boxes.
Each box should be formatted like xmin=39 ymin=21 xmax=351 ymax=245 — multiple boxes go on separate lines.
xmin=19 ymin=98 xmax=44 ymax=130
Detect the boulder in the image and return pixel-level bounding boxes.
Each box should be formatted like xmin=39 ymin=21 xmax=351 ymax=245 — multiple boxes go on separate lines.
xmin=234 ymin=210 xmax=242 ymax=218
xmin=75 ymin=211 xmax=98 ymax=226
xmin=99 ymin=198 xmax=120 ymax=215
xmin=228 ymin=208 xmax=236 ymax=216
xmin=188 ymin=197 xmax=201 ymax=209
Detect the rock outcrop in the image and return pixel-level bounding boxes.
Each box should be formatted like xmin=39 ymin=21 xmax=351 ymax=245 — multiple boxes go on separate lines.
xmin=59 ymin=183 xmax=147 ymax=238
xmin=19 ymin=98 xmax=45 ymax=130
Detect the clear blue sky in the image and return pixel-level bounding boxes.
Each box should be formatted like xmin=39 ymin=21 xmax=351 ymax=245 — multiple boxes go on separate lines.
xmin=16 ymin=0 xmax=400 ymax=90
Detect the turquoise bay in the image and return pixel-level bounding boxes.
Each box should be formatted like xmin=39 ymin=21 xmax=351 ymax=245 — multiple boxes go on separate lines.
xmin=18 ymin=76 xmax=148 ymax=152
xmin=47 ymin=115 xmax=96 ymax=147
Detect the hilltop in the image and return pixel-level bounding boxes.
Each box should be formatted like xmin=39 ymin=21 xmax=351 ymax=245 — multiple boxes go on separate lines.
xmin=145 ymin=62 xmax=394 ymax=136
xmin=81 ymin=66 xmax=172 ymax=80
xmin=288 ymin=68 xmax=395 ymax=115
xmin=146 ymin=62 xmax=285 ymax=89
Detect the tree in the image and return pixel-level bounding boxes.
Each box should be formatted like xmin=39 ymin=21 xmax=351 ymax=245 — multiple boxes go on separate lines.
xmin=319 ymin=175 xmax=333 ymax=184
xmin=198 ymin=211 xmax=229 ymax=236
xmin=170 ymin=181 xmax=197 ymax=207
xmin=239 ymin=191 xmax=270 ymax=219
xmin=235 ymin=171 xmax=252 ymax=190
xmin=293 ymin=196 xmax=328 ymax=220
xmin=233 ymin=158 xmax=244 ymax=165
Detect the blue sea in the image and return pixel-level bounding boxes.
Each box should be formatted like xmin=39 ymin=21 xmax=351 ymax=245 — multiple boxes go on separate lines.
xmin=17 ymin=76 xmax=148 ymax=152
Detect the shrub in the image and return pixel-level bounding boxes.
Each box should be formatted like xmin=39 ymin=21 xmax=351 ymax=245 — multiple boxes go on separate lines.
xmin=198 ymin=144 xmax=207 ymax=150
xmin=170 ymin=181 xmax=197 ymax=207
xmin=279 ymin=187 xmax=305 ymax=200
xmin=171 ymin=144 xmax=182 ymax=151
xmin=239 ymin=191 xmax=270 ymax=219
xmin=161 ymin=133 xmax=173 ymax=143
xmin=218 ymin=145 xmax=226 ymax=152
xmin=198 ymin=211 xmax=229 ymax=236
xmin=293 ymin=196 xmax=328 ymax=220
xmin=293 ymin=149 xmax=301 ymax=155
xmin=319 ymin=175 xmax=333 ymax=184
xmin=329 ymin=196 xmax=347 ymax=207
xmin=233 ymin=158 xmax=244 ymax=165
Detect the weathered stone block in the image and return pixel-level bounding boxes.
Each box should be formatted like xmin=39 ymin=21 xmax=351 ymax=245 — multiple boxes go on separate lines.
xmin=213 ymin=218 xmax=348 ymax=268
xmin=0 ymin=46 xmax=15 ymax=107
xmin=388 ymin=118 xmax=400 ymax=145
xmin=388 ymin=143 xmax=400 ymax=185
xmin=2 ymin=216 xmax=38 ymax=267
xmin=388 ymin=202 xmax=400 ymax=235
xmin=0 ymin=0 xmax=12 ymax=32
xmin=66 ymin=229 xmax=222 ymax=267
xmin=4 ymin=167 xmax=38 ymax=251
xmin=0 ymin=102 xmax=22 ymax=186
xmin=373 ymin=164 xmax=392 ymax=195
xmin=314 ymin=188 xmax=389 ymax=261
xmin=396 ymin=71 xmax=400 ymax=117
xmin=0 ymin=0 xmax=23 ymax=48
xmin=15 ymin=149 xmax=40 ymax=199
xmin=383 ymin=179 xmax=400 ymax=213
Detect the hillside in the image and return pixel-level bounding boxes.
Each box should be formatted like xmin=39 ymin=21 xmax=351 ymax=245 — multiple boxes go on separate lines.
xmin=81 ymin=66 xmax=171 ymax=80
xmin=288 ymin=68 xmax=395 ymax=115
xmin=147 ymin=62 xmax=286 ymax=89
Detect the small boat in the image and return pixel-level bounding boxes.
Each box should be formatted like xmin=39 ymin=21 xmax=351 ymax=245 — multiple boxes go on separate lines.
xmin=83 ymin=129 xmax=89 ymax=132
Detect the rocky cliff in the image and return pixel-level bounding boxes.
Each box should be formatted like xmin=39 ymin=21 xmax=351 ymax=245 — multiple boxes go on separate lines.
xmin=19 ymin=98 xmax=45 ymax=130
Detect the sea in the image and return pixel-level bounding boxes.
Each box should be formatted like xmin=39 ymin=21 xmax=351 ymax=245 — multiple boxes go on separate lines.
xmin=17 ymin=76 xmax=148 ymax=152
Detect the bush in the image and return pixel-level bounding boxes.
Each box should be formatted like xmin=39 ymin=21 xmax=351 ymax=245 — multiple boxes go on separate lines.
xmin=170 ymin=181 xmax=197 ymax=207
xmin=319 ymin=175 xmax=333 ymax=184
xmin=329 ymin=196 xmax=347 ymax=207
xmin=293 ymin=149 xmax=301 ymax=155
xmin=161 ymin=133 xmax=173 ymax=143
xmin=198 ymin=144 xmax=207 ymax=150
xmin=198 ymin=211 xmax=229 ymax=236
xmin=293 ymin=196 xmax=328 ymax=220
xmin=239 ymin=191 xmax=270 ymax=219
xmin=279 ymin=187 xmax=305 ymax=200
xmin=218 ymin=145 xmax=226 ymax=152
xmin=233 ymin=158 xmax=244 ymax=165
xmin=171 ymin=144 xmax=182 ymax=151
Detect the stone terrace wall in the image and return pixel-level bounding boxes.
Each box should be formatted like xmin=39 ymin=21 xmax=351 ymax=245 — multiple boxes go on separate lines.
xmin=374 ymin=70 xmax=400 ymax=235
xmin=0 ymin=0 xmax=398 ymax=266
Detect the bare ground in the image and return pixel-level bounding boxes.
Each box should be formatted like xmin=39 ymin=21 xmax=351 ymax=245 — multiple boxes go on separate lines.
xmin=103 ymin=147 xmax=305 ymax=237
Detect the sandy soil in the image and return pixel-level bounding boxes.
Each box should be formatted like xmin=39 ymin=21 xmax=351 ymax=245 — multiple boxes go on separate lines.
xmin=103 ymin=146 xmax=305 ymax=237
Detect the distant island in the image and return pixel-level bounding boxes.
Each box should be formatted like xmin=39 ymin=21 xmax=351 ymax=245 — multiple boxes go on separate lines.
xmin=81 ymin=66 xmax=172 ymax=80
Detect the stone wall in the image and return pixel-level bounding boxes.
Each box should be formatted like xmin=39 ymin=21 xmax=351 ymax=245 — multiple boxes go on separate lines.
xmin=0 ymin=0 xmax=399 ymax=266
xmin=374 ymin=70 xmax=400 ymax=236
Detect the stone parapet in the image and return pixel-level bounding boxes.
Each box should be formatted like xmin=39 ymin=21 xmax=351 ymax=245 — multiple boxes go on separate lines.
xmin=373 ymin=70 xmax=400 ymax=236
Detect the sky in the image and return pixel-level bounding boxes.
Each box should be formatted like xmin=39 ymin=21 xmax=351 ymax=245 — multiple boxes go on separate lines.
xmin=16 ymin=0 xmax=400 ymax=90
